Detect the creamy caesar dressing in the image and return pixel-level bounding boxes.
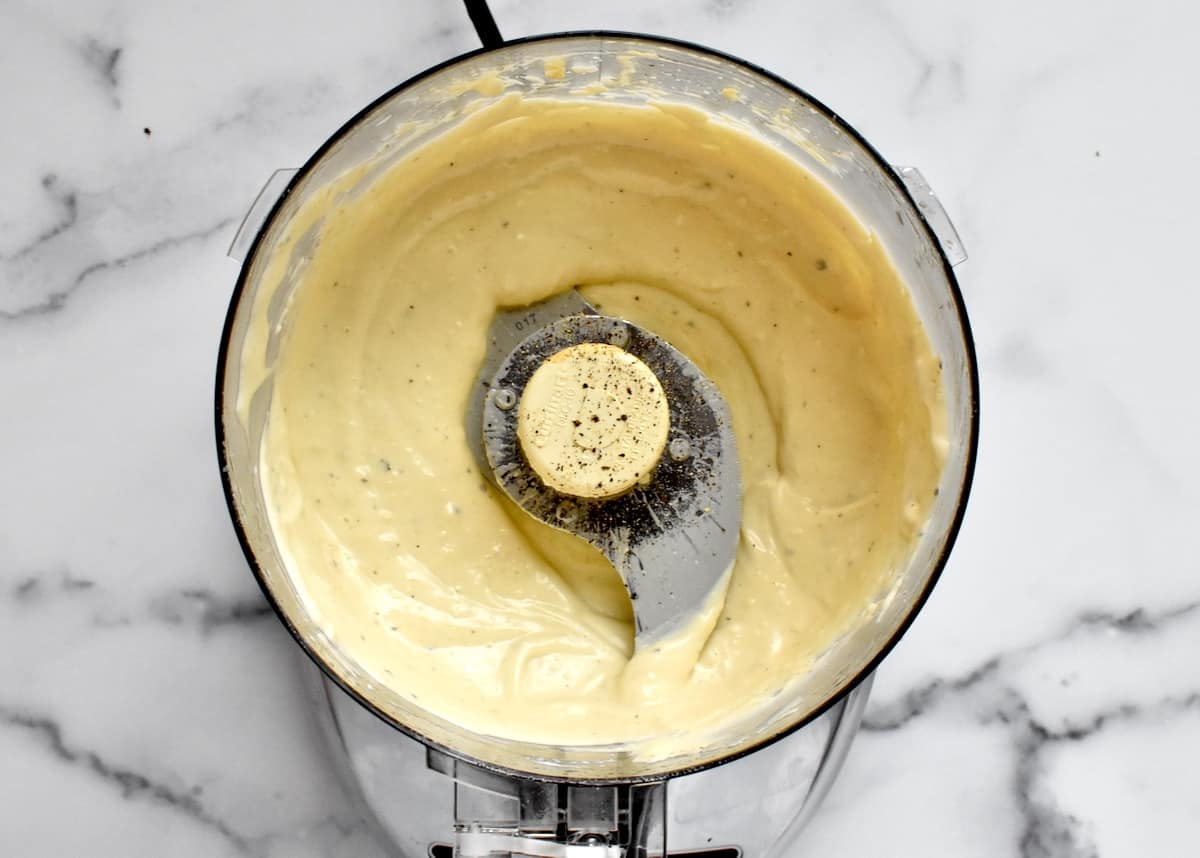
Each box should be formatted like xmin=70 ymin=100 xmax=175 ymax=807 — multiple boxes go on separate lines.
xmin=251 ymin=95 xmax=945 ymax=750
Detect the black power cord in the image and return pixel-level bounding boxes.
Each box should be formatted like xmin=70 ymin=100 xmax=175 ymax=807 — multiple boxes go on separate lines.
xmin=463 ymin=0 xmax=504 ymax=49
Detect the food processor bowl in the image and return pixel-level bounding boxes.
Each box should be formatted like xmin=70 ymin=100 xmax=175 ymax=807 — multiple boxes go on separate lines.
xmin=217 ymin=32 xmax=977 ymax=789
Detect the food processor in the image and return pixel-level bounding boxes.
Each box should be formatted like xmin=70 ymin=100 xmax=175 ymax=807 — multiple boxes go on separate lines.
xmin=216 ymin=5 xmax=978 ymax=855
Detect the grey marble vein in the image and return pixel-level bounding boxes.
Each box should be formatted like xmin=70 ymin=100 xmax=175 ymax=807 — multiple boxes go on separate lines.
xmin=1075 ymin=600 xmax=1200 ymax=634
xmin=1004 ymin=694 xmax=1100 ymax=858
xmin=854 ymin=0 xmax=968 ymax=115
xmin=864 ymin=598 xmax=1200 ymax=732
xmin=0 ymin=216 xmax=235 ymax=321
xmin=907 ymin=57 xmax=967 ymax=113
xmin=862 ymin=656 xmax=1001 ymax=732
xmin=5 ymin=571 xmax=272 ymax=635
xmin=1044 ymin=692 xmax=1200 ymax=743
xmin=11 ymin=571 xmax=96 ymax=601
xmin=0 ymin=704 xmax=249 ymax=853
xmin=868 ymin=677 xmax=1198 ymax=857
xmin=79 ymin=38 xmax=122 ymax=106
xmin=1004 ymin=691 xmax=1199 ymax=858
xmin=861 ymin=600 xmax=1200 ymax=856
xmin=148 ymin=588 xmax=273 ymax=633
xmin=1 ymin=174 xmax=79 ymax=262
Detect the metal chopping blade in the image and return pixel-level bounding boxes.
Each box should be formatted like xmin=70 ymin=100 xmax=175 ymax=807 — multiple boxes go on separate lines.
xmin=466 ymin=291 xmax=741 ymax=647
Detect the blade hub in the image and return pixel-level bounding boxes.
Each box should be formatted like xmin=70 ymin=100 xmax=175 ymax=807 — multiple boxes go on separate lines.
xmin=472 ymin=296 xmax=741 ymax=645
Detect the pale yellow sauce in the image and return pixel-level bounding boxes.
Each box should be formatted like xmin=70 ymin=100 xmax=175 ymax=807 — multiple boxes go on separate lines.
xmin=256 ymin=96 xmax=944 ymax=750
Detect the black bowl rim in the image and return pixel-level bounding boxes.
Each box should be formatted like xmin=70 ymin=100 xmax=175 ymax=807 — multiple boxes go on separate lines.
xmin=214 ymin=29 xmax=981 ymax=786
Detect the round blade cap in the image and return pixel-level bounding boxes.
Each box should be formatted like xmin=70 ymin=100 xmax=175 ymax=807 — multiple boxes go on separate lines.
xmin=517 ymin=342 xmax=670 ymax=499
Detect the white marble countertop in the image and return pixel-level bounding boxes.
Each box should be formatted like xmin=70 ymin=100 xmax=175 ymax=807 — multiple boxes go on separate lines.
xmin=3 ymin=0 xmax=1198 ymax=855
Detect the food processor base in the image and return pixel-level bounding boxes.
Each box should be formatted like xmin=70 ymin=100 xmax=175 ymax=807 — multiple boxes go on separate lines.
xmin=301 ymin=659 xmax=872 ymax=858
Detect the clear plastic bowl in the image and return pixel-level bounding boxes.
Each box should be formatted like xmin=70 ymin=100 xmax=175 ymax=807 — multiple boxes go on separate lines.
xmin=216 ymin=32 xmax=978 ymax=784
